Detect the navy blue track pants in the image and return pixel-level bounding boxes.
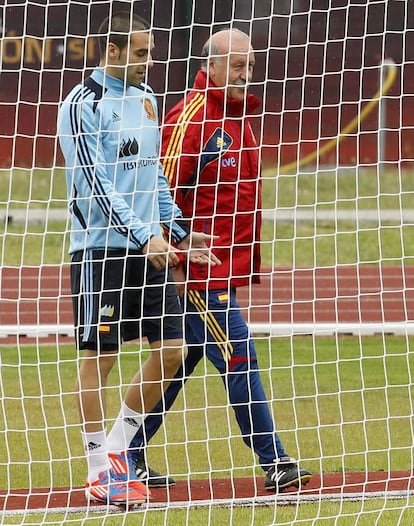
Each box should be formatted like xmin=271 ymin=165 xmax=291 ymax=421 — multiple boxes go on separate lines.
xmin=129 ymin=288 xmax=287 ymax=468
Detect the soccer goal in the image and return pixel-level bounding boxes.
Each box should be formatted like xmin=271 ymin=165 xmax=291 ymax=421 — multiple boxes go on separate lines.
xmin=1 ymin=1 xmax=414 ymax=524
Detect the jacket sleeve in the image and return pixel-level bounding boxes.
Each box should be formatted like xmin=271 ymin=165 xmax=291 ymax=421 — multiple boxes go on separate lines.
xmin=63 ymin=98 xmax=154 ymax=251
xmin=157 ymin=161 xmax=190 ymax=243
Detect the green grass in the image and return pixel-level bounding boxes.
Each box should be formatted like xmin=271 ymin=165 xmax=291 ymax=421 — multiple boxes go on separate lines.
xmin=260 ymin=167 xmax=414 ymax=267
xmin=2 ymin=218 xmax=413 ymax=267
xmin=3 ymin=499 xmax=414 ymax=526
xmin=1 ymin=336 xmax=414 ymax=524
xmin=2 ymin=167 xmax=413 ymax=211
xmin=0 ymin=168 xmax=67 ymax=207
xmin=1 ymin=336 xmax=413 ymax=488
xmin=261 ymin=220 xmax=414 ymax=267
xmin=0 ymin=221 xmax=70 ymax=266
xmin=1 ymin=167 xmax=414 ymax=267
xmin=262 ymin=167 xmax=414 ymax=210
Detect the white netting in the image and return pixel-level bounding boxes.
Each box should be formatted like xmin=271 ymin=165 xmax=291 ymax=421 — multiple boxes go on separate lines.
xmin=1 ymin=1 xmax=414 ymax=524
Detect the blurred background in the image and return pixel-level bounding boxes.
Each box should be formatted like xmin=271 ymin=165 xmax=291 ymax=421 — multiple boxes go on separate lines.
xmin=0 ymin=0 xmax=413 ymax=169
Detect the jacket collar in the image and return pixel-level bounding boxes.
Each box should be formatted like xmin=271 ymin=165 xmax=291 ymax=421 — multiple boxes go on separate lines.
xmin=192 ymin=70 xmax=261 ymax=117
xmin=91 ymin=67 xmax=126 ymax=93
xmin=90 ymin=67 xmax=149 ymax=94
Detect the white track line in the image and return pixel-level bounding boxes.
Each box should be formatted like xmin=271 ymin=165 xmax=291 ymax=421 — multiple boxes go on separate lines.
xmin=1 ymin=322 xmax=414 ymax=340
xmin=1 ymin=490 xmax=414 ymax=518
xmin=3 ymin=208 xmax=414 ymax=225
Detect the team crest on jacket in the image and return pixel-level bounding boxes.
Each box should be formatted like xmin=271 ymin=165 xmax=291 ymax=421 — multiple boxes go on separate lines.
xmin=216 ymin=136 xmax=227 ymax=149
xmin=205 ymin=128 xmax=233 ymax=154
xmin=196 ymin=128 xmax=233 ymax=174
xmin=143 ymin=98 xmax=156 ymax=121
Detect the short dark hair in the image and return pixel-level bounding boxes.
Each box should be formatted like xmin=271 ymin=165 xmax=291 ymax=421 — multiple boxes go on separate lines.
xmin=97 ymin=12 xmax=150 ymax=57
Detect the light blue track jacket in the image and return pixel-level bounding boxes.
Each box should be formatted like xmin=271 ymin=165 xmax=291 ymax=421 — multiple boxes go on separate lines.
xmin=58 ymin=67 xmax=189 ymax=254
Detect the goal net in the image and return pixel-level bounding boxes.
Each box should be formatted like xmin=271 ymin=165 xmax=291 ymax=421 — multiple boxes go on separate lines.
xmin=1 ymin=0 xmax=414 ymax=524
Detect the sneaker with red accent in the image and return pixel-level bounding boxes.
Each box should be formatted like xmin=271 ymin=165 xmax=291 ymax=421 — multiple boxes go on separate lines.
xmin=109 ymin=451 xmax=151 ymax=499
xmin=85 ymin=469 xmax=146 ymax=506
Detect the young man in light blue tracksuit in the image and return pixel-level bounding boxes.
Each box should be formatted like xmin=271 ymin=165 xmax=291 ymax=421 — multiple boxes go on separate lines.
xmin=58 ymin=11 xmax=218 ymax=506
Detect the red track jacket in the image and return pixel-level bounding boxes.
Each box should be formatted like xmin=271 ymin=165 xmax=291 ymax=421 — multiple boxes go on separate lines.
xmin=162 ymin=70 xmax=262 ymax=290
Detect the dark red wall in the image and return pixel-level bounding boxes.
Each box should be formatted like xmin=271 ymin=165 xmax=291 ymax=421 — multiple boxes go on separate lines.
xmin=1 ymin=0 xmax=413 ymax=169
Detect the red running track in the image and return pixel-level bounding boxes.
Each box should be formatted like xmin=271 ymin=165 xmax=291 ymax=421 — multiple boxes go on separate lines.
xmin=1 ymin=265 xmax=413 ymax=330
xmin=1 ymin=472 xmax=414 ymax=512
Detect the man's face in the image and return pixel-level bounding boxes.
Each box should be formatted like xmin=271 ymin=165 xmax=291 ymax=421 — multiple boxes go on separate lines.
xmin=108 ymin=31 xmax=154 ymax=86
xmin=209 ymin=45 xmax=255 ymax=101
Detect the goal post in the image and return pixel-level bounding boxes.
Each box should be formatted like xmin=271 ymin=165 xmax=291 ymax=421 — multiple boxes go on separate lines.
xmin=1 ymin=1 xmax=414 ymax=523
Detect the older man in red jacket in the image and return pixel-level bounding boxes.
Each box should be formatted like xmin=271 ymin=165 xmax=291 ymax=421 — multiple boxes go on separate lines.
xmin=128 ymin=28 xmax=312 ymax=492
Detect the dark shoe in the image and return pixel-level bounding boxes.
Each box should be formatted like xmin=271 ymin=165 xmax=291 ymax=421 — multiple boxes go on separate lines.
xmin=133 ymin=451 xmax=176 ymax=488
xmin=265 ymin=458 xmax=312 ymax=492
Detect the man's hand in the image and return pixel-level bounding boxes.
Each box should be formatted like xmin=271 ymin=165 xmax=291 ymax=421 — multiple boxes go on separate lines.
xmin=178 ymin=232 xmax=221 ymax=266
xmin=142 ymin=236 xmax=180 ymax=270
